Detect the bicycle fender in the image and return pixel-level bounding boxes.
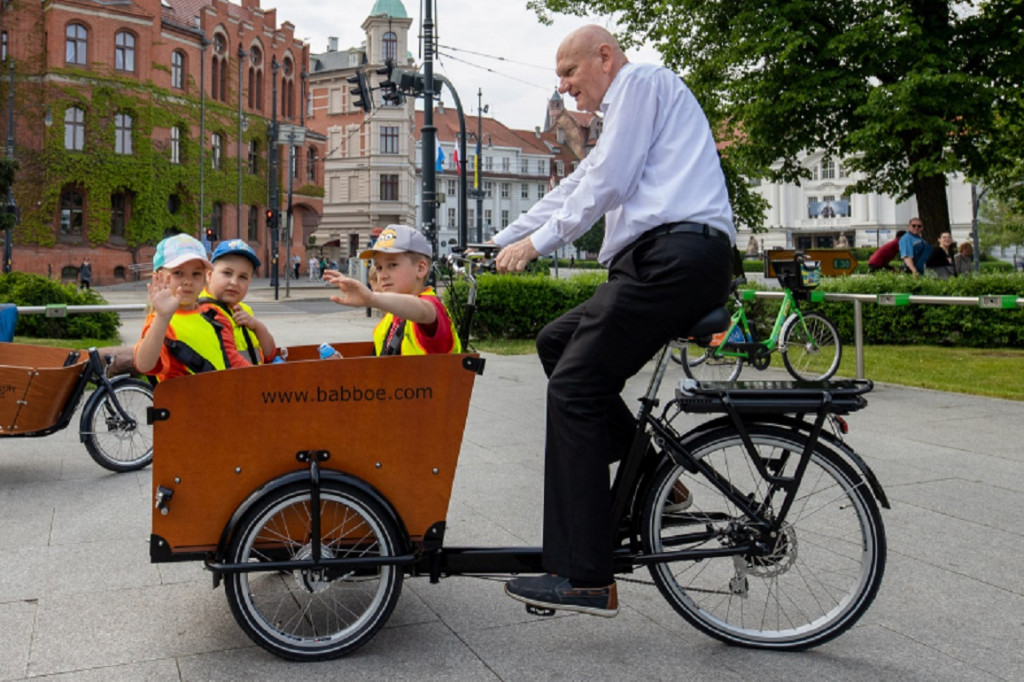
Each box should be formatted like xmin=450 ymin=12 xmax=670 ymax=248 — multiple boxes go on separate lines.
xmin=214 ymin=468 xmax=411 ymax=569
xmin=77 ymin=375 xmax=148 ymax=443
xmin=672 ymin=415 xmax=890 ymax=510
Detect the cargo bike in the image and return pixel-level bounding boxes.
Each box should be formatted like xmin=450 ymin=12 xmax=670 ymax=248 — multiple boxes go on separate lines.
xmin=148 ymin=256 xmax=889 ymax=661
xmin=0 ymin=342 xmax=153 ymax=472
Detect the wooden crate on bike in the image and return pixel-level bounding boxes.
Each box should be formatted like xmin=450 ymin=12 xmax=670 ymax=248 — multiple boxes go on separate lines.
xmin=150 ymin=342 xmax=481 ymax=559
xmin=0 ymin=343 xmax=87 ymax=434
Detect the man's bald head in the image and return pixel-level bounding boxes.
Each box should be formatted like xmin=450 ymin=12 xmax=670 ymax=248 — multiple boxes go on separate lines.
xmin=555 ymin=25 xmax=628 ymax=112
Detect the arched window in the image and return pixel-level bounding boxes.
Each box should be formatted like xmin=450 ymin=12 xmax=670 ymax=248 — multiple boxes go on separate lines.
xmin=170 ymin=125 xmax=182 ymax=164
xmin=66 ymin=23 xmax=87 ymax=65
xmin=114 ymin=31 xmax=135 ymax=72
xmin=282 ymin=56 xmax=294 ymax=119
xmin=306 ymin=146 xmax=318 ymax=183
xmin=248 ymin=45 xmax=263 ymax=111
xmin=212 ymin=33 xmax=227 ymax=102
xmin=171 ymin=50 xmax=185 ymax=89
xmin=382 ymin=31 xmax=397 ymax=62
xmin=211 ymin=132 xmax=223 ymax=169
xmin=64 ymin=107 xmax=85 ymax=151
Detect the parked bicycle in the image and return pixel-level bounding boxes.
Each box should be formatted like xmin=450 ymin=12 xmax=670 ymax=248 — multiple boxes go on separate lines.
xmin=1 ymin=343 xmax=153 ymax=472
xmin=149 ymin=248 xmax=886 ymax=660
xmin=680 ymin=252 xmax=842 ymax=382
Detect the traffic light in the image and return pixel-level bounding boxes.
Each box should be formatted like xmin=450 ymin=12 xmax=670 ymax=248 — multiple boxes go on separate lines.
xmin=347 ymin=70 xmax=371 ymax=113
xmin=265 ymin=208 xmax=277 ymax=231
xmin=377 ymin=60 xmax=403 ymax=106
xmin=205 ymin=228 xmax=214 ymax=241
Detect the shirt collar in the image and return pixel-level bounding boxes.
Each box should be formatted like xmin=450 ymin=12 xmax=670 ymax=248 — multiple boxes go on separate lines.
xmin=600 ymin=62 xmax=635 ymax=115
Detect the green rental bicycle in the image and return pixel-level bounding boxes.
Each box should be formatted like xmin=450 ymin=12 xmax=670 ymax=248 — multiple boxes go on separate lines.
xmin=681 ymin=253 xmax=842 ymax=382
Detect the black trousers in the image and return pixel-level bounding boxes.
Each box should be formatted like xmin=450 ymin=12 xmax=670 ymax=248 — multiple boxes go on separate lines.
xmin=536 ymin=231 xmax=733 ymax=584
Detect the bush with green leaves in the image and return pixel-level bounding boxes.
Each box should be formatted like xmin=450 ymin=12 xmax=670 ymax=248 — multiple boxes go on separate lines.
xmin=444 ymin=271 xmax=607 ymax=340
xmin=744 ymin=272 xmax=1024 ymax=348
xmin=0 ymin=272 xmax=119 ymax=339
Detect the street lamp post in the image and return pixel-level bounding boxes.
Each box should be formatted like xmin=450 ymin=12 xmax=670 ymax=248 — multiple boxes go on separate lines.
xmin=269 ymin=57 xmax=280 ymax=298
xmin=971 ymin=183 xmax=986 ymax=274
xmin=198 ymin=35 xmax=209 ymax=241
xmin=237 ymin=44 xmax=248 ymax=241
xmin=3 ymin=25 xmax=14 ymax=273
xmin=474 ymin=88 xmax=488 ymax=243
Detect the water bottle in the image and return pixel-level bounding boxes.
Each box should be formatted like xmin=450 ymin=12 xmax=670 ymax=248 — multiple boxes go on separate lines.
xmin=319 ymin=343 xmax=342 ymax=360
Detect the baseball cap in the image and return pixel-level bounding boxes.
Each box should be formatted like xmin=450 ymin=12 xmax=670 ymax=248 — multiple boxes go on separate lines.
xmin=358 ymin=224 xmax=432 ymax=259
xmin=153 ymin=234 xmax=212 ymax=270
xmin=211 ymin=238 xmax=261 ymax=268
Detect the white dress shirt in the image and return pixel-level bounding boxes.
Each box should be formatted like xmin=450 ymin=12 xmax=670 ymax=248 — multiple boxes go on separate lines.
xmin=493 ymin=63 xmax=735 ymax=266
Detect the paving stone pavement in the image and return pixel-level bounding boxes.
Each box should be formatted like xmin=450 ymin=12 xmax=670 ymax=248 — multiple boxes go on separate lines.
xmin=1 ymin=280 xmax=1021 ymax=680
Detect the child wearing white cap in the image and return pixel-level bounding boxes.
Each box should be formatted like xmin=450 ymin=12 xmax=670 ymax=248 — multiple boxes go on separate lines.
xmin=133 ymin=234 xmax=252 ymax=382
xmin=323 ymin=224 xmax=461 ymax=356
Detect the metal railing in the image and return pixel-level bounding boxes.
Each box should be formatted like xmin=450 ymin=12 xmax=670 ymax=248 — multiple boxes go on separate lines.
xmin=747 ymin=290 xmax=1024 ymax=378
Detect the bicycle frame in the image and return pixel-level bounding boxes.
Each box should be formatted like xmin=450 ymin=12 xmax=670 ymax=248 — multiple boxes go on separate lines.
xmin=702 ymin=287 xmax=814 ymax=364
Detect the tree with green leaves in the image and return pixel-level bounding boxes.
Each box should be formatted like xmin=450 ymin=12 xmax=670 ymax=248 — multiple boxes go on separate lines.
xmin=979 ymin=192 xmax=1024 ymax=260
xmin=529 ymin=0 xmax=1024 ymax=244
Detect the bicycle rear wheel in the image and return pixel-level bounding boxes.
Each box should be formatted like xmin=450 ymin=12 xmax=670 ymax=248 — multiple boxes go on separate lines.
xmin=641 ymin=424 xmax=885 ymax=650
xmin=780 ymin=312 xmax=841 ymax=381
xmin=80 ymin=378 xmax=154 ymax=472
xmin=680 ymin=343 xmax=742 ymax=382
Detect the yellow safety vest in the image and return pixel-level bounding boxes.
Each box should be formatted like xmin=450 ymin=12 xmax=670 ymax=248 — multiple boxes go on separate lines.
xmin=372 ymin=287 xmax=462 ymax=356
xmin=162 ymin=306 xmax=235 ymax=375
xmin=199 ymin=291 xmax=264 ymax=364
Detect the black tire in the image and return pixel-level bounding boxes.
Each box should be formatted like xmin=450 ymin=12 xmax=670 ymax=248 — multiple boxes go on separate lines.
xmin=680 ymin=342 xmax=743 ymax=383
xmin=224 ymin=481 xmax=404 ymax=661
xmin=80 ymin=378 xmax=154 ymax=472
xmin=780 ymin=312 xmax=841 ymax=381
xmin=641 ymin=425 xmax=885 ymax=650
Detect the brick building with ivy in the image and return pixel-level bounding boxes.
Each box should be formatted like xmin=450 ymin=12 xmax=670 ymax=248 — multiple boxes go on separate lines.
xmin=0 ymin=0 xmax=324 ymax=285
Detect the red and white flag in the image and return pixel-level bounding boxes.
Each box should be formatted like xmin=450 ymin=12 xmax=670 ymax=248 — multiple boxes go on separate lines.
xmin=453 ymin=146 xmax=461 ymax=175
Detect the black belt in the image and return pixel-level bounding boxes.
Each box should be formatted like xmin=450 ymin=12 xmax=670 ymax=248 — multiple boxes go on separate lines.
xmin=642 ymin=221 xmax=731 ymax=245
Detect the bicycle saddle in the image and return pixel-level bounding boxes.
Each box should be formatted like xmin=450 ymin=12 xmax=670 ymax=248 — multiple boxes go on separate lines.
xmin=687 ymin=307 xmax=730 ymax=338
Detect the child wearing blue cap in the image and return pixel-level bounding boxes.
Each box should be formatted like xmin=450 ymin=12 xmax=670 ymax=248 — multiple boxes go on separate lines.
xmin=199 ymin=238 xmax=277 ymax=363
xmin=134 ymin=234 xmax=252 ymax=382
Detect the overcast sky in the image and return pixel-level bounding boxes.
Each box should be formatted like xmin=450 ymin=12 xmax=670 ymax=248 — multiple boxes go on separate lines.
xmin=278 ymin=0 xmax=661 ymax=132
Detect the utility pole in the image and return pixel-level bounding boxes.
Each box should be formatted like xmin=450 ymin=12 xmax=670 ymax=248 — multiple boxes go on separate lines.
xmin=3 ymin=2 xmax=15 ymax=273
xmin=198 ymin=35 xmax=209 ymax=241
xmin=269 ymin=57 xmax=280 ymax=298
xmin=420 ymin=0 xmax=437 ymax=262
xmin=475 ymin=88 xmax=488 ymax=243
xmin=237 ymin=44 xmax=247 ymax=242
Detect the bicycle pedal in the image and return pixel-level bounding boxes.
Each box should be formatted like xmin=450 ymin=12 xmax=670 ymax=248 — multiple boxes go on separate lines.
xmin=525 ymin=604 xmax=556 ymax=617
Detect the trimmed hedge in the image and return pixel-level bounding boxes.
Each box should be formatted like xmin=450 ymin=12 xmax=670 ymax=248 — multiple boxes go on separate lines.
xmin=0 ymin=272 xmax=120 ymax=340
xmin=746 ymin=272 xmax=1024 ymax=347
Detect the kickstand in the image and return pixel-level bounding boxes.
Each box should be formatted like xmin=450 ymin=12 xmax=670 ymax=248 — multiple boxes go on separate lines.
xmin=525 ymin=604 xmax=556 ymax=617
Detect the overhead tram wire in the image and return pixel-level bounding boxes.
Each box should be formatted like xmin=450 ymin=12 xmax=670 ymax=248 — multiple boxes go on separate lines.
xmin=434 ymin=50 xmax=551 ymax=92
xmin=435 ymin=44 xmax=552 ymax=72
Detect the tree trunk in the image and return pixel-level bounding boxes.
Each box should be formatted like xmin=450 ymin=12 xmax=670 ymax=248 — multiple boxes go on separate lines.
xmin=911 ymin=173 xmax=951 ymax=245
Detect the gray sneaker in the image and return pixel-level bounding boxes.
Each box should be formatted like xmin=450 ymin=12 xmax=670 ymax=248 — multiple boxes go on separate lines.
xmin=505 ymin=574 xmax=618 ymax=617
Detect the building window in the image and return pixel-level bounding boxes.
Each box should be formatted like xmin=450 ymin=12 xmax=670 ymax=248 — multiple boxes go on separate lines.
xmin=380 ymin=174 xmax=398 ymax=201
xmin=383 ymin=31 xmax=397 ymax=62
xmin=822 ymin=159 xmax=835 ymax=180
xmin=212 ymin=33 xmax=227 ymax=102
xmin=110 ymin=191 xmax=129 ymax=239
xmin=211 ymin=132 xmax=222 ymax=169
xmin=248 ymin=205 xmax=259 ymax=242
xmin=209 ymin=203 xmax=223 ymax=240
xmin=291 ymin=145 xmax=299 ymax=179
xmin=484 ymin=182 xmax=493 ymax=198
xmin=536 ymin=159 xmax=546 ymax=174
xmin=501 ymin=210 xmax=509 ymax=227
xmin=281 ymin=57 xmax=295 ymax=119
xmin=248 ymin=139 xmax=259 ymax=174
xmin=484 ymin=209 xmax=492 ymax=228
xmin=381 ymin=126 xmax=398 ymax=154
xmin=501 ymin=183 xmax=510 ymax=198
xmin=447 ymin=208 xmax=456 ymax=227
xmin=555 ymin=160 xmax=565 ymax=176
xmin=2 ymin=31 xmax=7 ymax=61
xmin=306 ymin=146 xmax=318 ymax=182
xmin=65 ymin=24 xmax=87 ymax=66
xmin=64 ymin=107 xmax=85 ymax=151
xmin=521 ymin=183 xmax=529 ymax=199
xmin=248 ymin=46 xmax=263 ymax=111
xmin=446 ymin=180 xmax=457 ymax=195
xmin=501 ymin=158 xmax=510 ymax=172
xmin=520 ymin=159 xmax=529 ymax=174
xmin=59 ymin=186 xmax=85 ymax=236
xmin=114 ymin=113 xmax=133 ymax=154
xmin=484 ymin=156 xmax=493 ymax=171
xmin=114 ymin=32 xmax=135 ymax=72
xmin=170 ymin=125 xmax=181 ymax=163
xmin=538 ymin=183 xmax=546 ymax=198
xmin=806 ymin=196 xmax=818 ymax=219
xmin=171 ymin=50 xmax=185 ymax=89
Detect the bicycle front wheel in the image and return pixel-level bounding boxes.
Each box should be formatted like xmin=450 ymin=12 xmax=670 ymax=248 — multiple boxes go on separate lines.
xmin=781 ymin=312 xmax=841 ymax=381
xmin=80 ymin=378 xmax=154 ymax=472
xmin=641 ymin=425 xmax=885 ymax=650
xmin=680 ymin=343 xmax=742 ymax=382
xmin=224 ymin=481 xmax=404 ymax=661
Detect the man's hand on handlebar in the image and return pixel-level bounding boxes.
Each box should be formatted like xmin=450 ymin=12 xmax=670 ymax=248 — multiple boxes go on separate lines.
xmin=495 ymin=237 xmax=541 ymax=274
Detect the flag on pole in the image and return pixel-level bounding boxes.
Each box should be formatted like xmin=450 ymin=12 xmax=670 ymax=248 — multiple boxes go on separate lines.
xmin=453 ymin=145 xmax=460 ymax=175
xmin=435 ymin=139 xmax=445 ymax=172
